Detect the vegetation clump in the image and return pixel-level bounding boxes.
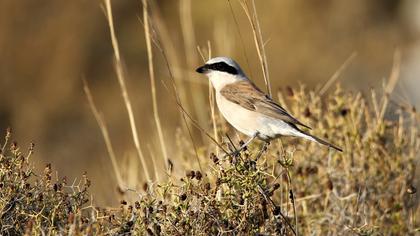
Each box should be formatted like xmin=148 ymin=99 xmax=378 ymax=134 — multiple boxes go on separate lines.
xmin=0 ymin=129 xmax=92 ymax=235
xmin=1 ymin=84 xmax=419 ymax=235
xmin=0 ymin=129 xmax=294 ymax=235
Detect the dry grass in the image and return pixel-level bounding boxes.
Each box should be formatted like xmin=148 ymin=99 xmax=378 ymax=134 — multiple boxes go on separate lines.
xmin=142 ymin=0 xmax=169 ymax=172
xmin=1 ymin=0 xmax=419 ymax=235
xmin=83 ymin=79 xmax=125 ymax=190
xmin=1 ymin=81 xmax=419 ymax=234
xmin=239 ymin=0 xmax=272 ymax=96
xmin=103 ymin=0 xmax=151 ymax=182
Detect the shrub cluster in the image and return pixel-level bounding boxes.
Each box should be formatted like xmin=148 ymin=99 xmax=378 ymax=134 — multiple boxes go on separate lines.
xmin=0 ymin=129 xmax=294 ymax=235
xmin=1 ymin=85 xmax=418 ymax=235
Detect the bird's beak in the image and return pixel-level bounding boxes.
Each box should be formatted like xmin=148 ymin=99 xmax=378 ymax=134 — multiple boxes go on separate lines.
xmin=195 ymin=65 xmax=207 ymax=74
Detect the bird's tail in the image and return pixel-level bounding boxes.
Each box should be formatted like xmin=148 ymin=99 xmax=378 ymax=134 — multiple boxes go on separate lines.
xmin=297 ymin=130 xmax=343 ymax=152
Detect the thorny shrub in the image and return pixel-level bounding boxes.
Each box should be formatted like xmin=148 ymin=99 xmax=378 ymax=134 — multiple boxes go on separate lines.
xmin=0 ymin=85 xmax=419 ymax=235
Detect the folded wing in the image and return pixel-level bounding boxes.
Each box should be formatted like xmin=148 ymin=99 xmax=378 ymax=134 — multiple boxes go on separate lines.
xmin=220 ymin=80 xmax=311 ymax=129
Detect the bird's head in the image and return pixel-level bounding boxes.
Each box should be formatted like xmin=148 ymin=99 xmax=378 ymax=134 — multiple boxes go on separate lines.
xmin=196 ymin=57 xmax=247 ymax=90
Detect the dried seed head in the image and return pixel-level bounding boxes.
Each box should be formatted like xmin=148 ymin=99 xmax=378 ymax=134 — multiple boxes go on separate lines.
xmin=239 ymin=197 xmax=244 ymax=205
xmin=186 ymin=170 xmax=195 ymax=179
xmin=296 ymin=167 xmax=303 ymax=175
xmin=11 ymin=141 xmax=17 ymax=150
xmin=143 ymin=182 xmax=148 ymax=191
xmin=126 ymin=220 xmax=134 ymax=227
xmin=117 ymin=186 xmax=125 ymax=195
xmin=250 ymin=160 xmax=256 ymax=170
xmin=340 ymin=108 xmax=349 ymax=117
xmin=304 ymin=107 xmax=311 ymax=117
xmin=204 ymin=182 xmax=211 ymax=191
xmin=210 ymin=153 xmax=219 ymax=164
xmin=407 ymin=185 xmax=417 ymax=194
xmin=195 ymin=171 xmax=202 ymax=180
xmin=289 ymin=190 xmax=294 ymax=201
xmin=167 ymin=159 xmax=173 ymax=173
xmin=216 ymin=177 xmax=222 ymax=186
xmin=327 ymin=179 xmax=333 ymax=191
xmin=273 ymin=206 xmax=281 ymax=215
xmin=180 ymin=193 xmax=187 ymax=201
xmin=306 ymin=166 xmax=318 ymax=175
xmin=155 ymin=224 xmax=161 ymax=234
xmin=286 ymin=86 xmax=294 ymax=97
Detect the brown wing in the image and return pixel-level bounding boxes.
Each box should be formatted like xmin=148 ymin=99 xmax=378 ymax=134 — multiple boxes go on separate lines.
xmin=220 ymin=80 xmax=311 ymax=129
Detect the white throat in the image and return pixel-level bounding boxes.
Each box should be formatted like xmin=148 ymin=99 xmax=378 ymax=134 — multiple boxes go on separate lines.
xmin=208 ymin=72 xmax=246 ymax=91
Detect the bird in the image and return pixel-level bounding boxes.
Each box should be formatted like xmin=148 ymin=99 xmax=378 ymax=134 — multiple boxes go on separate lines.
xmin=195 ymin=56 xmax=343 ymax=152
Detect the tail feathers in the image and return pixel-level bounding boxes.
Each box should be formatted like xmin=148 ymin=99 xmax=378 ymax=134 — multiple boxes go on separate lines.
xmin=299 ymin=131 xmax=343 ymax=152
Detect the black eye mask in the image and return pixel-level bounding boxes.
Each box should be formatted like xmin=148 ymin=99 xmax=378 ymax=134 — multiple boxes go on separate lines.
xmin=205 ymin=62 xmax=238 ymax=75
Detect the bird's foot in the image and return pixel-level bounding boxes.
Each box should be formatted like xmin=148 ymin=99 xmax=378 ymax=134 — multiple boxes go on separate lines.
xmin=226 ymin=145 xmax=246 ymax=157
xmin=224 ymin=132 xmax=259 ymax=158
xmin=224 ymin=141 xmax=249 ymax=158
xmin=255 ymin=141 xmax=270 ymax=160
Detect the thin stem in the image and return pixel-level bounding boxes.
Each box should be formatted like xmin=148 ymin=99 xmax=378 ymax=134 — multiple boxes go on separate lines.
xmin=240 ymin=0 xmax=271 ymax=96
xmin=227 ymin=0 xmax=253 ymax=79
xmin=286 ymin=170 xmax=298 ymax=236
xmin=146 ymin=17 xmax=203 ymax=172
xmin=319 ymin=52 xmax=357 ymax=96
xmin=83 ymin=80 xmax=125 ymax=191
xmin=180 ymin=0 xmax=207 ymax=134
xmin=142 ymin=0 xmax=169 ymax=171
xmin=104 ymin=0 xmax=151 ymax=182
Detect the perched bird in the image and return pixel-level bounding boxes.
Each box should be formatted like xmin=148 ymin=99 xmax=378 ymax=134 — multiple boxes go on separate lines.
xmin=196 ymin=57 xmax=342 ymax=152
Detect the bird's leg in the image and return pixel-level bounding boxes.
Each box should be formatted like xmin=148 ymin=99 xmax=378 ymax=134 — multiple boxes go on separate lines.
xmin=225 ymin=133 xmax=238 ymax=153
xmin=238 ymin=133 xmax=258 ymax=151
xmin=255 ymin=141 xmax=270 ymax=160
xmin=227 ymin=132 xmax=259 ymax=157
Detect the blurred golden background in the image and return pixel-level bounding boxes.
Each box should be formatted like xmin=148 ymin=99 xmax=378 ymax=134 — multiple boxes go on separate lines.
xmin=0 ymin=0 xmax=419 ymax=205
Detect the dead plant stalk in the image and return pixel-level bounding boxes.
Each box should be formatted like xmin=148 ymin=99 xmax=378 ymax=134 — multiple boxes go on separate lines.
xmin=104 ymin=0 xmax=151 ymax=182
xmin=240 ymin=0 xmax=271 ymax=97
xmin=142 ymin=0 xmax=169 ymax=172
xmin=83 ymin=80 xmax=125 ymax=191
xmin=180 ymin=0 xmax=208 ymax=137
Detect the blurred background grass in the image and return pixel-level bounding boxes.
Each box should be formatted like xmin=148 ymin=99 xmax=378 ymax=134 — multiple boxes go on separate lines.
xmin=0 ymin=0 xmax=419 ymax=206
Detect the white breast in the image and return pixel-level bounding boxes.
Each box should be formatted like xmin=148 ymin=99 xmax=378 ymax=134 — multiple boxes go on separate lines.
xmin=215 ymin=92 xmax=302 ymax=140
xmin=216 ymin=92 xmax=259 ymax=137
